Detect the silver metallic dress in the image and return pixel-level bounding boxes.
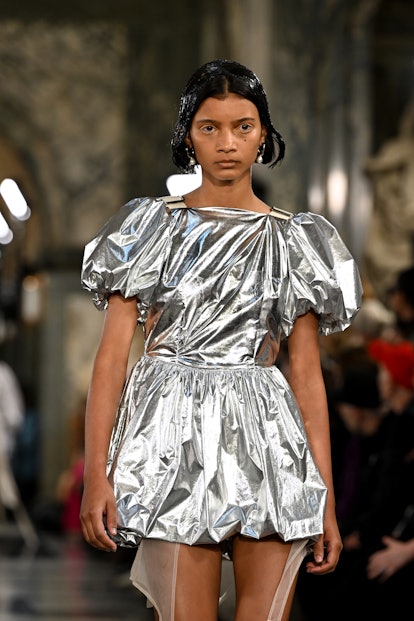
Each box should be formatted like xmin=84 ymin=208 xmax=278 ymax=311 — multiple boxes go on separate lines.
xmin=81 ymin=195 xmax=362 ymax=548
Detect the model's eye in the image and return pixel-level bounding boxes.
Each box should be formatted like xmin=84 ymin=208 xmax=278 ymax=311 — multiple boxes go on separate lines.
xmin=201 ymin=125 xmax=215 ymax=133
xmin=240 ymin=123 xmax=253 ymax=132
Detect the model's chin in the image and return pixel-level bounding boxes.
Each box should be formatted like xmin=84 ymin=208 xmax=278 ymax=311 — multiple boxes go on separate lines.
xmin=203 ymin=164 xmax=250 ymax=184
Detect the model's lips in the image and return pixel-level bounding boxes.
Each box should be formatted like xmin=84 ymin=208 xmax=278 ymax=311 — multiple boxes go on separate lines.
xmin=216 ymin=160 xmax=238 ymax=166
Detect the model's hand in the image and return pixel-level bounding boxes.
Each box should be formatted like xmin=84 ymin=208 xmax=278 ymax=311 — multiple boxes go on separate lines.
xmin=366 ymin=536 xmax=414 ymax=582
xmin=80 ymin=476 xmax=118 ymax=552
xmin=305 ymin=514 xmax=343 ymax=575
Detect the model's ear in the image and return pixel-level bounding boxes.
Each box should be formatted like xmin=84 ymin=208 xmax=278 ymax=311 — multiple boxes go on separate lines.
xmin=260 ymin=126 xmax=267 ymax=142
xmin=185 ymin=134 xmax=193 ymax=149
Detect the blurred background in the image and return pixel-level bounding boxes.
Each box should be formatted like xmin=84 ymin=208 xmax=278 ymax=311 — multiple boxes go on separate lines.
xmin=0 ymin=0 xmax=414 ymax=615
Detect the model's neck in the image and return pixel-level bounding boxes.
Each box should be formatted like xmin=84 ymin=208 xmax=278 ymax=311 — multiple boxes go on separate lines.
xmin=184 ymin=173 xmax=266 ymax=212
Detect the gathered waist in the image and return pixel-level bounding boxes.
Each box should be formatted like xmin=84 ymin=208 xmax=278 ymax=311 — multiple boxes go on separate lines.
xmin=142 ymin=353 xmax=270 ymax=371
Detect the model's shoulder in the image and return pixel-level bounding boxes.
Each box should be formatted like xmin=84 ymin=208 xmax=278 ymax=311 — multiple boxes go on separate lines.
xmin=156 ymin=195 xmax=186 ymax=207
xmin=280 ymin=210 xmax=335 ymax=229
xmin=118 ymin=195 xmax=178 ymax=217
xmin=268 ymin=206 xmax=321 ymax=224
xmin=269 ymin=205 xmax=293 ymax=220
xmin=124 ymin=195 xmax=170 ymax=208
xmin=100 ymin=196 xmax=173 ymax=234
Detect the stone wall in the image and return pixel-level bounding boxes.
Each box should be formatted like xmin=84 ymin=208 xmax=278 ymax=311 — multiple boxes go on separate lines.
xmin=0 ymin=5 xmax=204 ymax=495
xmin=0 ymin=0 xmax=412 ymax=496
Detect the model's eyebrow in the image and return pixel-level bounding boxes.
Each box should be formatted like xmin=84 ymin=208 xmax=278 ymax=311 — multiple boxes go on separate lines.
xmin=194 ymin=116 xmax=257 ymax=124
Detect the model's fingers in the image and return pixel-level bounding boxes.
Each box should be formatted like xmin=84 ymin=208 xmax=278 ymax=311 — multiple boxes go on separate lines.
xmin=324 ymin=545 xmax=340 ymax=572
xmin=104 ymin=502 xmax=119 ymax=540
xmin=312 ymin=536 xmax=325 ymax=564
xmin=81 ymin=508 xmax=117 ymax=552
xmin=93 ymin=511 xmax=117 ymax=551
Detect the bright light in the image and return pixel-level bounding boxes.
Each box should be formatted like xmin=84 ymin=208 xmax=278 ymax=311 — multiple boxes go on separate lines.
xmin=308 ymin=184 xmax=325 ymax=213
xmin=0 ymin=178 xmax=31 ymax=220
xmin=327 ymin=168 xmax=348 ymax=216
xmin=0 ymin=212 xmax=13 ymax=244
xmin=21 ymin=274 xmax=43 ymax=323
xmin=166 ymin=166 xmax=202 ymax=196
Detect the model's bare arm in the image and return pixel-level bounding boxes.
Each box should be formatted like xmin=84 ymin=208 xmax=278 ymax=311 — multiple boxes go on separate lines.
xmin=287 ymin=311 xmax=342 ymax=574
xmin=80 ymin=293 xmax=139 ymax=551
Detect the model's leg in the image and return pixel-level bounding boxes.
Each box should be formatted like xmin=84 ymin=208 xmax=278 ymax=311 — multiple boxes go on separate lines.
xmin=174 ymin=542 xmax=222 ymax=620
xmin=232 ymin=535 xmax=308 ymax=621
xmin=130 ymin=539 xmax=222 ymax=621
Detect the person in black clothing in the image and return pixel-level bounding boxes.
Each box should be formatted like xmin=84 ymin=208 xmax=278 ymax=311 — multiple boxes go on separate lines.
xmin=387 ymin=265 xmax=414 ymax=342
xmin=296 ymin=339 xmax=414 ymax=621
xmin=296 ymin=361 xmax=390 ymax=621
xmin=332 ymin=363 xmax=391 ymax=538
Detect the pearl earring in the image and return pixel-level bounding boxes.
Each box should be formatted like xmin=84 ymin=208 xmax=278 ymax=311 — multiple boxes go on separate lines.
xmin=187 ymin=147 xmax=197 ymax=167
xmin=256 ymin=143 xmax=265 ymax=164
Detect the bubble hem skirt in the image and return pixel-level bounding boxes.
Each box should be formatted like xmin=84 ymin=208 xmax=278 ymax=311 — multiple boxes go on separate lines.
xmin=107 ymin=355 xmax=327 ymax=547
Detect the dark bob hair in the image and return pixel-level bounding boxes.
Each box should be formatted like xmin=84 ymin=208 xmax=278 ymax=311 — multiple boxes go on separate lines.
xmin=171 ymin=59 xmax=285 ymax=173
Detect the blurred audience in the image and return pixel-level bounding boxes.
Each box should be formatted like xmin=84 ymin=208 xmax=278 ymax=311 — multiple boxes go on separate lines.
xmin=342 ymin=336 xmax=414 ymax=620
xmin=11 ymin=383 xmax=39 ymax=509
xmin=0 ymin=360 xmax=24 ymax=461
xmin=386 ymin=264 xmax=414 ymax=342
xmin=348 ymin=278 xmax=396 ymax=346
xmin=32 ymin=399 xmax=85 ymax=538
xmin=0 ymin=360 xmax=39 ymax=552
xmin=55 ymin=399 xmax=85 ymax=536
xmin=331 ymin=363 xmax=391 ymax=534
xmin=296 ymin=337 xmax=414 ymax=621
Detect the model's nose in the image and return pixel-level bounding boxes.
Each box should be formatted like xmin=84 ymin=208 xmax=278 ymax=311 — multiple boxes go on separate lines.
xmin=217 ymin=130 xmax=236 ymax=152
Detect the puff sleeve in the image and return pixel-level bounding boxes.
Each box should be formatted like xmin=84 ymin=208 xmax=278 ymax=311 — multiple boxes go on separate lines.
xmin=81 ymin=197 xmax=172 ymax=311
xmin=280 ymin=212 xmax=363 ymax=337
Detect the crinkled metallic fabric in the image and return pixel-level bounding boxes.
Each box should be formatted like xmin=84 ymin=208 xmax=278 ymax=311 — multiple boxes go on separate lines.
xmin=82 ymin=196 xmax=362 ymax=547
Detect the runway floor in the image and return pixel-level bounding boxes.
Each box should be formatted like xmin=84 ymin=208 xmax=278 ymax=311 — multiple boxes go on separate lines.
xmin=0 ymin=524 xmax=153 ymax=621
xmin=0 ymin=522 xmax=309 ymax=621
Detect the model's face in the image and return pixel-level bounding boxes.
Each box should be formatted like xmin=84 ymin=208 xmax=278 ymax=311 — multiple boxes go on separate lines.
xmin=186 ymin=93 xmax=266 ymax=183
